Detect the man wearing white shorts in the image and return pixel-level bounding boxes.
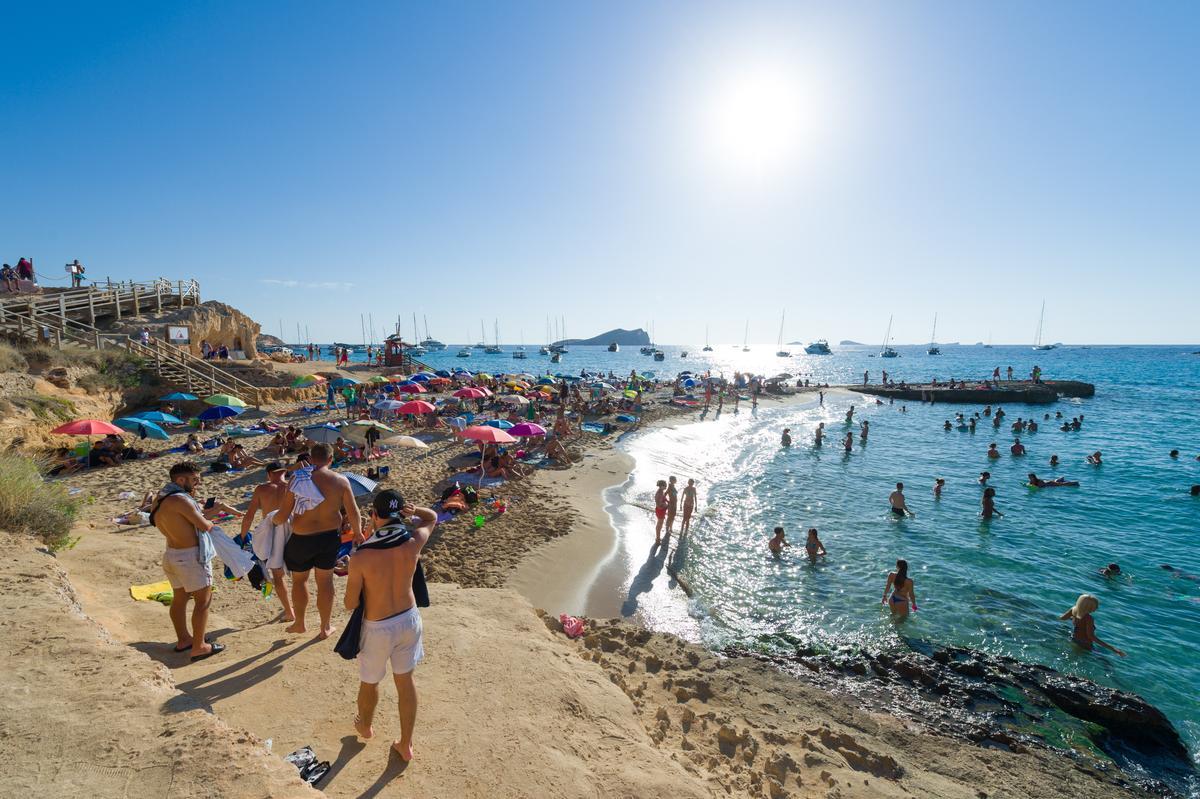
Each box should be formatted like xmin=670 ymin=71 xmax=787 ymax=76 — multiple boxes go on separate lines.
xmin=344 ymin=490 xmax=436 ymax=762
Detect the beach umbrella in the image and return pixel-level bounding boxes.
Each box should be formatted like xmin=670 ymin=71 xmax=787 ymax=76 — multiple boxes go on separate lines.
xmin=498 ymin=394 xmax=529 ymax=405
xmin=435 ymin=370 xmax=452 ymax=378
xmin=380 ymin=434 xmax=429 ymax=449
xmin=204 ymin=394 xmax=247 ymax=408
xmin=588 ymin=381 xmax=617 ymax=392
xmin=159 ymin=392 xmax=198 ymax=402
xmin=301 ymin=423 xmax=344 ymax=445
xmin=343 ymin=472 xmax=378 ymax=498
xmin=133 ymin=411 xmax=183 ymax=424
xmin=293 ymin=374 xmax=326 ymax=388
xmin=198 ymin=405 xmax=244 ymax=421
xmin=453 ymin=387 xmax=488 ymax=399
xmin=368 ymin=375 xmax=390 ymax=384
xmin=408 ymin=373 xmax=431 ymax=383
xmin=624 ymin=389 xmax=639 ymax=399
xmin=396 ymin=382 xmax=427 ymax=393
xmin=537 ymin=377 xmax=556 ymax=385
xmin=397 ymin=400 xmax=437 ymax=414
xmin=52 ymin=419 xmax=124 ymax=436
xmin=483 ymin=419 xmax=514 ymax=429
xmin=508 ymin=422 xmax=547 ymax=438
xmin=428 ymin=377 xmax=451 ymax=385
xmin=331 ymin=377 xmax=360 ymax=388
xmin=113 ymin=417 xmax=169 ymax=440
xmin=682 ymin=378 xmax=697 ymax=388
xmin=458 ymin=425 xmax=517 ymax=444
xmin=375 ymin=399 xmax=404 ymax=411
xmin=351 ymin=420 xmax=395 ymax=433
xmin=476 ymin=373 xmax=493 ymax=381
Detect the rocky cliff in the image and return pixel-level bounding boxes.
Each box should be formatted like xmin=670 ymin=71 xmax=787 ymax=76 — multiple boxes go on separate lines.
xmin=102 ymin=300 xmax=263 ymax=359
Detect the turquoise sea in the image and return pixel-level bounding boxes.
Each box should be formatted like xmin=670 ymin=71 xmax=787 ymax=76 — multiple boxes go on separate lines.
xmin=334 ymin=341 xmax=1200 ymax=782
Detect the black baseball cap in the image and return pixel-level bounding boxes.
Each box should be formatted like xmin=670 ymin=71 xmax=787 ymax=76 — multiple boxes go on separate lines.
xmin=373 ymin=489 xmax=406 ymax=519
xmin=264 ymin=461 xmax=285 ymax=474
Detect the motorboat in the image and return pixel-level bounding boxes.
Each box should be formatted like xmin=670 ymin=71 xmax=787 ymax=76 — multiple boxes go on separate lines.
xmin=456 ymin=348 xmax=471 ymax=358
xmin=538 ymin=345 xmax=550 ymax=355
xmin=608 ymin=342 xmax=619 ymax=352
xmin=804 ymin=339 xmax=831 ymax=355
xmin=419 ymin=316 xmax=447 ymax=350
xmin=680 ymin=351 xmax=688 ymax=358
xmin=639 ymin=346 xmax=655 ymax=355
xmin=653 ymin=350 xmax=665 ymax=361
xmin=512 ymin=348 xmax=526 ymax=359
xmin=551 ymin=352 xmax=562 ymax=363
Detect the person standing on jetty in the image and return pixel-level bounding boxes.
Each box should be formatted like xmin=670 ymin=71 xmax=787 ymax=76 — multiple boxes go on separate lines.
xmin=347 ymin=490 xmax=437 ymax=761
xmin=653 ymin=480 xmax=668 ymax=546
xmin=240 ymin=462 xmax=295 ymax=622
xmin=277 ymin=443 xmax=360 ymax=639
xmin=151 ymin=461 xmax=223 ymax=660
xmin=889 ymin=483 xmax=913 ymax=517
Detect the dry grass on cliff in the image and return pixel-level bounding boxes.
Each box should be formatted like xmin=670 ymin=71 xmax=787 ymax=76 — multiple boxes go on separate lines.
xmin=20 ymin=343 xmax=152 ymax=391
xmin=0 ymin=392 xmax=77 ymax=423
xmin=0 ymin=342 xmax=28 ymax=371
xmin=0 ymin=453 xmax=78 ymax=549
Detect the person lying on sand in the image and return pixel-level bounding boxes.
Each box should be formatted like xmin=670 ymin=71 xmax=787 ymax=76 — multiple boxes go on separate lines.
xmin=347 ymin=490 xmax=437 ymax=762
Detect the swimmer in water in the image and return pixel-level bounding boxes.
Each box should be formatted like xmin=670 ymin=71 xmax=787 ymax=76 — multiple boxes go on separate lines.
xmin=1192 ymin=485 xmax=1200 ymax=496
xmin=846 ymin=405 xmax=855 ymax=424
xmin=859 ymin=420 xmax=869 ymax=442
xmin=804 ymin=528 xmax=827 ymax=559
xmin=1028 ymin=472 xmax=1078 ymax=488
xmin=944 ymin=420 xmax=952 ymax=431
xmin=987 ymin=443 xmax=1000 ymax=459
xmin=1099 ymin=563 xmax=1122 ymax=578
xmin=933 ymin=478 xmax=945 ymax=498
xmin=1010 ymin=438 xmax=1026 ymax=456
xmin=1169 ymin=449 xmax=1179 ymax=458
xmin=1162 ymin=564 xmax=1200 ymax=582
xmin=1059 ymin=594 xmax=1125 ymax=657
xmin=978 ymin=471 xmax=991 ymax=485
xmin=1087 ymin=451 xmax=1102 ymax=465
xmin=781 ymin=428 xmax=792 ymax=448
xmin=814 ymin=423 xmax=824 ymax=447
xmin=843 ymin=432 xmax=853 ymax=453
xmin=1050 ymin=454 xmax=1059 ymax=467
xmin=882 ymin=559 xmax=917 ymax=617
xmin=969 ymin=417 xmax=977 ymax=432
xmin=768 ymin=526 xmax=789 ymax=557
xmin=889 ymin=483 xmax=912 ymax=517
xmin=981 ymin=487 xmax=1003 ymax=519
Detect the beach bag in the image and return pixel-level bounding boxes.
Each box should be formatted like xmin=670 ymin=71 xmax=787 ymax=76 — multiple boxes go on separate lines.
xmin=462 ymin=485 xmax=478 ymax=505
xmin=334 ymin=594 xmax=365 ymax=660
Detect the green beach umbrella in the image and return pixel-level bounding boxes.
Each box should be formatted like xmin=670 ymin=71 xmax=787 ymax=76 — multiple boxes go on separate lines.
xmin=204 ymin=393 xmax=247 ymax=408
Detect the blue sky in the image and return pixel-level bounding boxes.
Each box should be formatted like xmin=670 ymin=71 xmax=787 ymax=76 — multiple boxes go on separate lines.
xmin=2 ymin=1 xmax=1197 ymax=344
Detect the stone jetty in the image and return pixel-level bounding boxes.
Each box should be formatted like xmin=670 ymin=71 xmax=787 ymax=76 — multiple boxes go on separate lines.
xmin=857 ymin=380 xmax=1094 ymax=405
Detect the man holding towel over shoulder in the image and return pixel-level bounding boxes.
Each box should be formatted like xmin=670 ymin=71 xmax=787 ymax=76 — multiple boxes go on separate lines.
xmin=346 ymin=489 xmax=435 ymax=762
xmin=241 ymin=461 xmax=294 ymax=622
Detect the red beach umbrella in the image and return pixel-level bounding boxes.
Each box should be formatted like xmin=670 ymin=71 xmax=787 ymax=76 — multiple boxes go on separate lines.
xmin=52 ymin=419 xmax=125 ymax=436
xmin=453 ymin=387 xmax=488 ymax=399
xmin=458 ymin=425 xmax=517 ymax=444
xmin=397 ymin=400 xmax=436 ymax=415
xmin=396 ymin=383 xmax=427 ymax=393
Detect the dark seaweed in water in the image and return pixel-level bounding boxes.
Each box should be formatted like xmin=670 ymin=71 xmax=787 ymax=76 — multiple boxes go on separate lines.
xmin=725 ymin=635 xmax=1196 ymax=797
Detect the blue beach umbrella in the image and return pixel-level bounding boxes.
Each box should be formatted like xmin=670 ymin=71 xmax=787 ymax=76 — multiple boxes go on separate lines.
xmin=331 ymin=377 xmax=360 ymax=388
xmin=435 ymin=370 xmax=451 ymax=378
xmin=114 ymin=417 xmax=169 ymax=440
xmin=409 ymin=373 xmax=431 ymax=382
xmin=159 ymin=392 xmax=198 ymax=401
xmin=197 ymin=405 xmax=243 ymax=422
xmin=301 ymin=423 xmax=344 ymax=445
xmin=483 ymin=419 xmax=514 ymax=429
xmin=343 ymin=472 xmax=378 ymax=497
xmin=537 ymin=376 xmax=556 ymax=385
xmin=682 ymin=378 xmax=697 ymax=388
xmin=133 ymin=411 xmax=183 ymax=424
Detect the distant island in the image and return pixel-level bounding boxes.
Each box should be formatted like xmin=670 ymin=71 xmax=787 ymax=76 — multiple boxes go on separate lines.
xmin=554 ymin=328 xmax=650 ymax=346
xmin=839 ymin=340 xmax=865 ymax=346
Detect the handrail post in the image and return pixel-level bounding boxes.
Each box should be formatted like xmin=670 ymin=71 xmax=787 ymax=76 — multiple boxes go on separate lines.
xmin=132 ymin=285 xmax=140 ymax=316
xmin=178 ymin=281 xmax=184 ymax=309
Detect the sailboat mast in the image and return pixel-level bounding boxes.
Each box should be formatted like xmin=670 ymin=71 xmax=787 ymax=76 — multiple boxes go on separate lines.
xmin=930 ymin=313 xmax=937 ymax=344
xmin=778 ymin=310 xmax=785 ymax=346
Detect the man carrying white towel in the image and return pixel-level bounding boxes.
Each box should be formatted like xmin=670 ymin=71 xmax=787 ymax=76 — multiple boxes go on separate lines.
xmin=240 ymin=461 xmax=294 ymax=622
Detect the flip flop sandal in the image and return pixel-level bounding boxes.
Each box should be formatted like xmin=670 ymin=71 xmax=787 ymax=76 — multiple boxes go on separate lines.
xmin=300 ymin=761 xmax=331 ymax=786
xmin=190 ymin=642 xmax=226 ymax=661
xmin=174 ymin=637 xmax=209 ymax=652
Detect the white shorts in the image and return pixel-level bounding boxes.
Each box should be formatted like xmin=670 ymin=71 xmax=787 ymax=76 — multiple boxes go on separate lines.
xmin=162 ymin=547 xmax=213 ymax=593
xmin=357 ymin=607 xmax=423 ymax=684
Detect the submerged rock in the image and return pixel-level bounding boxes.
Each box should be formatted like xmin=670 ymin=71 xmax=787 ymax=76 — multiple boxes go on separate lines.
xmin=725 ymin=640 xmax=1195 ymax=797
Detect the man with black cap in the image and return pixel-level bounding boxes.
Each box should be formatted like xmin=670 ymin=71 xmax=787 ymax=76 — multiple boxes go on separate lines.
xmin=240 ymin=461 xmax=295 ymax=622
xmin=346 ymin=489 xmax=436 ymax=762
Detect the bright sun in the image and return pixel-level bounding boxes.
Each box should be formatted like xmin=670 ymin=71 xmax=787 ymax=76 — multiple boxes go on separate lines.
xmin=702 ymin=60 xmax=820 ymax=179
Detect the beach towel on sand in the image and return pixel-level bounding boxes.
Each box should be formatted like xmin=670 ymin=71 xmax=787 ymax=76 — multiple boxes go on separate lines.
xmin=130 ymin=580 xmax=173 ymax=602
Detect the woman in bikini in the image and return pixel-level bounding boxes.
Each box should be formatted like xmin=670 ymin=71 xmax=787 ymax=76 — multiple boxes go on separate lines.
xmin=1059 ymin=594 xmax=1125 ymax=656
xmin=881 ymin=559 xmax=916 ymax=617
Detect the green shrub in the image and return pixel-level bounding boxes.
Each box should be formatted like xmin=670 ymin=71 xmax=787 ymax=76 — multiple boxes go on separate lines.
xmin=0 ymin=452 xmax=79 ymax=550
xmin=20 ymin=343 xmax=149 ymax=390
xmin=6 ymin=392 xmax=76 ymax=422
xmin=0 ymin=342 xmax=27 ymax=371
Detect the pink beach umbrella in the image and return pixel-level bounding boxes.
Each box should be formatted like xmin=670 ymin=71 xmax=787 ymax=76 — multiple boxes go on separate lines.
xmin=508 ymin=422 xmax=546 ymax=438
xmin=458 ymin=425 xmax=518 ymax=484
xmin=397 ymin=400 xmax=437 ymax=415
xmin=52 ymin=419 xmax=125 ymax=436
xmin=453 ymin=387 xmax=489 ymax=399
xmin=396 ymin=383 xmax=427 ymax=393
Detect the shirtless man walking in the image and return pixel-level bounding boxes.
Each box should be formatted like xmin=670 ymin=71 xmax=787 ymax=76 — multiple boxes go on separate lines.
xmin=278 ymin=443 xmax=360 ymax=639
xmin=347 ymin=490 xmax=437 ymax=761
xmin=889 ymin=482 xmax=913 ymax=518
xmin=152 ymin=461 xmax=223 ymax=660
xmin=240 ymin=461 xmax=294 ymax=622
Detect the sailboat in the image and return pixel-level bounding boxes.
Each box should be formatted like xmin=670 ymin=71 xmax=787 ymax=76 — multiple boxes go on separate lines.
xmin=984 ymin=331 xmax=993 ymax=349
xmin=927 ymin=313 xmax=941 ymax=355
xmin=539 ymin=317 xmax=551 ymax=355
xmin=1033 ymin=301 xmax=1056 ymax=350
xmin=408 ymin=314 xmax=427 ymax=356
xmin=775 ymin=311 xmax=790 ymax=357
xmin=880 ymin=316 xmax=899 ymax=358
xmin=484 ymin=319 xmax=502 ymax=354
xmin=742 ymin=321 xmax=750 ymax=353
xmin=702 ymin=325 xmax=713 ymax=352
xmin=512 ymin=328 xmax=526 ymax=359
xmin=476 ymin=320 xmax=487 ymax=349
xmin=420 ymin=315 xmax=446 ymax=350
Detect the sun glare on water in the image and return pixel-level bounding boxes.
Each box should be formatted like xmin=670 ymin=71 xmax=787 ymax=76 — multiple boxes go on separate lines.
xmin=701 ymin=57 xmax=828 ymax=181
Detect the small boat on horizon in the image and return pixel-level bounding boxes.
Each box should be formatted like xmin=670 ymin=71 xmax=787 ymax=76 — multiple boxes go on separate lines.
xmin=804 ymin=339 xmax=832 ymax=355
xmin=927 ymin=313 xmax=941 ymax=355
xmin=702 ymin=325 xmax=713 ymax=352
xmin=608 ymin=342 xmax=619 ymax=352
xmin=776 ymin=310 xmax=790 ymax=357
xmin=881 ymin=316 xmax=900 ymax=358
xmin=1033 ymin=301 xmax=1056 ymax=351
